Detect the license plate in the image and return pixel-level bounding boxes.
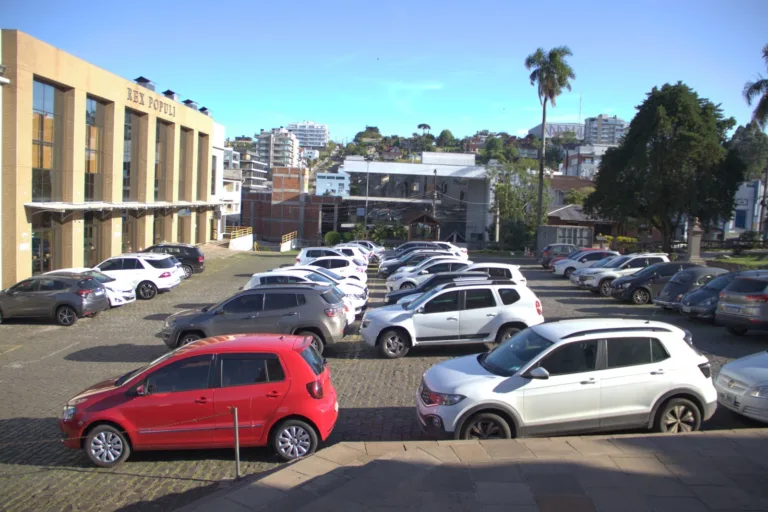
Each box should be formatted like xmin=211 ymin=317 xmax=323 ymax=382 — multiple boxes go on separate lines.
xmin=682 ymin=306 xmax=691 ymax=313
xmin=724 ymin=306 xmax=740 ymax=313
xmin=94 ymin=290 xmax=103 ymax=295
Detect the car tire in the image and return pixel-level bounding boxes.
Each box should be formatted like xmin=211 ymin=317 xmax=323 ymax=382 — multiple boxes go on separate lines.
xmin=564 ymin=268 xmax=575 ymax=279
xmin=599 ymin=279 xmax=613 ymax=297
xmin=56 ymin=306 xmax=78 ymax=327
xmin=655 ymin=398 xmax=701 ymax=434
xmin=496 ymin=326 xmax=520 ymax=344
xmin=460 ymin=412 xmax=513 ymax=440
xmin=632 ymin=288 xmax=651 ymax=305
xmin=727 ymin=326 xmax=748 ymax=336
xmin=0 ymin=307 xmax=4 ymax=324
xmin=272 ymin=419 xmax=318 ymax=461
xmin=378 ymin=329 xmax=410 ymax=359
xmin=137 ymin=281 xmax=157 ymax=300
xmin=182 ymin=265 xmax=193 ymax=279
xmin=85 ymin=424 xmax=131 ymax=468
xmin=297 ymin=331 xmax=324 ymax=355
xmin=541 ymin=263 xmax=548 ymax=269
xmin=178 ymin=332 xmax=203 ymax=347
xmin=400 ymin=282 xmax=415 ymax=290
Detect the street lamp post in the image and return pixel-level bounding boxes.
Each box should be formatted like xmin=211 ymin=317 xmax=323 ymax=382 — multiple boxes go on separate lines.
xmin=364 ymin=155 xmax=373 ymax=237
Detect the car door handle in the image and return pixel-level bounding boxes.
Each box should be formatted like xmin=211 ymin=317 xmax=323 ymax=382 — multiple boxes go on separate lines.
xmin=266 ymin=391 xmax=281 ymax=398
xmin=195 ymin=397 xmax=209 ymax=404
xmin=282 ymin=312 xmax=297 ymax=317
xmin=651 ymin=370 xmax=665 ymax=375
xmin=447 ymin=317 xmax=458 ymax=321
xmin=580 ymin=379 xmax=596 ymax=385
xmin=486 ymin=313 xmax=497 ymax=317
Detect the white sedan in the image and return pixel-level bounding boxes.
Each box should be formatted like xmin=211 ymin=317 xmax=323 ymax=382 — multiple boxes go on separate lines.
xmin=305 ymin=256 xmax=368 ymax=284
xmin=387 ymin=259 xmax=470 ymax=291
xmin=45 ymin=268 xmax=136 ymax=307
xmin=715 ymin=351 xmax=768 ymax=424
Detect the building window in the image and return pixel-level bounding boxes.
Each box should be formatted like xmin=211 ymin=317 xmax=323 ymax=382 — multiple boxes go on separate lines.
xmin=734 ymin=210 xmax=747 ymax=229
xmin=153 ymin=213 xmax=165 ymax=244
xmin=121 ymin=211 xmax=139 ymax=252
xmin=32 ymin=80 xmax=64 ymax=202
xmin=32 ymin=213 xmax=62 ymax=274
xmin=85 ymin=97 xmax=105 ymax=202
xmin=179 ymin=128 xmax=190 ymax=201
xmin=197 ymin=134 xmax=207 ymax=201
xmin=83 ymin=212 xmax=103 ymax=267
xmin=154 ymin=121 xmax=171 ymax=202
xmin=211 ymin=155 xmax=217 ymax=196
xmin=123 ymin=109 xmax=142 ymax=201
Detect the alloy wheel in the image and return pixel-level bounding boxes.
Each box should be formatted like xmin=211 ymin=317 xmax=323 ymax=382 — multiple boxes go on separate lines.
xmin=600 ymin=281 xmax=612 ymax=297
xmin=58 ymin=307 xmax=75 ymax=326
xmin=180 ymin=334 xmax=201 ymax=346
xmin=633 ymin=289 xmax=650 ymax=305
xmin=182 ymin=266 xmax=192 ymax=279
xmin=663 ymin=404 xmax=696 ymax=433
xmin=384 ymin=334 xmax=406 ymax=357
xmin=90 ymin=431 xmax=124 ymax=464
xmin=277 ymin=425 xmax=311 ymax=459
xmin=400 ymin=282 xmax=415 ymax=290
xmin=139 ymin=282 xmax=156 ymax=300
xmin=467 ymin=419 xmax=504 ymax=440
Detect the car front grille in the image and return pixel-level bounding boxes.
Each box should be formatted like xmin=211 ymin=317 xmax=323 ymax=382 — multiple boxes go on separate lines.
xmin=717 ymin=374 xmax=749 ymax=395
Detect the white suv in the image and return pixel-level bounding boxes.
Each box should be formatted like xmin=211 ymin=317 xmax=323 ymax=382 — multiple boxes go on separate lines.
xmin=387 ymin=258 xmax=470 ymax=291
xmin=464 ymin=263 xmax=527 ymax=287
xmin=361 ymin=281 xmax=543 ymax=358
xmin=578 ymin=253 xmax=669 ymax=296
xmin=296 ymin=247 xmax=345 ymax=265
xmin=416 ymin=319 xmax=717 ymax=440
xmin=95 ymin=253 xmax=182 ymax=300
xmin=552 ymin=250 xmax=619 ymax=278
xmin=333 ymin=245 xmax=370 ymax=263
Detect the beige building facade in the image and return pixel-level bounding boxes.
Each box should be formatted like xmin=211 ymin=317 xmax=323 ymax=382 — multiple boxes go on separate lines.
xmin=1 ymin=30 xmax=223 ymax=287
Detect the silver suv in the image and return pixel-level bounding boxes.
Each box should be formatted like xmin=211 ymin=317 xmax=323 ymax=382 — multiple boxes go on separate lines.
xmin=716 ymin=273 xmax=768 ymax=335
xmin=160 ymin=283 xmax=346 ymax=354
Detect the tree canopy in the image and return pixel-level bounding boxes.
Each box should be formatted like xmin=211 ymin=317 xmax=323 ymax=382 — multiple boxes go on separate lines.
xmin=436 ymin=129 xmax=455 ymax=147
xmin=729 ymin=122 xmax=768 ymax=180
xmin=564 ymin=187 xmax=595 ymax=205
xmin=584 ymin=82 xmax=745 ymax=251
xmin=743 ymin=43 xmax=768 ymax=129
xmin=488 ymin=161 xmax=549 ymax=248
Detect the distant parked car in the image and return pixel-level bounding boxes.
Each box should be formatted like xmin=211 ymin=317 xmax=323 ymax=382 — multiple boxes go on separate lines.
xmin=578 ymin=253 xmax=669 ymax=297
xmin=387 ymin=258 xmax=470 ymax=291
xmin=59 ymin=334 xmax=338 ymax=467
xmin=715 ymin=350 xmax=768 ymax=423
xmin=160 ymin=283 xmax=346 ymax=354
xmin=279 ymin=265 xmax=368 ymax=295
xmin=306 ymin=256 xmax=368 ymax=284
xmin=143 ymin=243 xmax=205 ymax=279
xmin=378 ymin=250 xmax=453 ymax=277
xmin=655 ymin=267 xmax=728 ymax=311
xmin=296 ymin=247 xmax=346 ymax=266
xmin=538 ymin=243 xmax=578 ymax=268
xmin=464 ymin=263 xmax=527 ymax=287
xmin=0 ymin=274 xmax=109 ymax=326
xmin=378 ymin=242 xmax=440 ymax=262
xmin=384 ymin=271 xmax=491 ymax=305
xmin=332 ymin=245 xmax=370 ymax=264
xmin=568 ymin=256 xmax=620 ymax=287
xmin=716 ymin=274 xmax=768 ymax=335
xmin=552 ymin=250 xmax=619 ymax=278
xmin=95 ymin=253 xmax=182 ymax=300
xmin=46 ymin=268 xmax=136 ymax=308
xmin=547 ymin=248 xmax=603 ymax=270
xmin=610 ymin=262 xmax=703 ymax=305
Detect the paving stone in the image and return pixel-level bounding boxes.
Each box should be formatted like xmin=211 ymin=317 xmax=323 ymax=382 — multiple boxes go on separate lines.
xmin=607 ymin=435 xmax=659 ymax=456
xmin=476 ymin=482 xmax=535 ymax=506
xmin=315 ymin=444 xmax=366 ymax=465
xmin=689 ymin=485 xmax=764 ymax=510
xmin=480 ymin=439 xmax=536 ymax=459
xmin=420 ymin=445 xmax=462 ymax=463
xmin=518 ymin=459 xmax=574 ymax=476
xmin=535 ymin=495 xmax=597 ymax=512
xmin=421 ymin=492 xmax=482 ymax=512
xmin=525 ymin=474 xmax=585 ymax=496
xmin=288 ymin=456 xmax=340 ymax=478
xmin=663 ymin=463 xmax=734 ymax=486
xmin=585 ymin=487 xmax=652 ymax=512
xmin=365 ymin=441 xmax=405 ymax=457
xmin=567 ymin=437 xmax=625 ymax=456
xmin=645 ymin=496 xmax=710 ymax=512
xmin=469 ymin=460 xmax=523 ymax=483
xmin=253 ymin=488 xmax=317 ymax=511
xmin=610 ymin=456 xmax=673 ymax=475
xmin=420 ymin=465 xmax=474 ymax=493
xmin=225 ymin=483 xmax=286 ymax=510
xmin=451 ymin=442 xmax=491 ymax=462
xmin=522 ymin=439 xmax=579 ymax=457
xmin=258 ymin=468 xmax=314 ymax=490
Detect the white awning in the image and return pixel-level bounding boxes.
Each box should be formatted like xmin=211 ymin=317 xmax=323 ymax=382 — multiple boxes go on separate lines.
xmin=24 ymin=200 xmax=229 ymax=212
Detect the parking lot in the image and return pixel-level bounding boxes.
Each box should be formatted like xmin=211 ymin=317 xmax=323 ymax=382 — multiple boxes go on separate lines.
xmin=0 ymin=251 xmax=766 ymax=511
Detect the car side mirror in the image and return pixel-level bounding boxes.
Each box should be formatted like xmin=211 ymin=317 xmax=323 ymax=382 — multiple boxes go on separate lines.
xmin=214 ymin=309 xmax=225 ymax=316
xmin=421 ymin=270 xmax=429 ymax=275
xmin=524 ymin=367 xmax=550 ymax=380
xmin=416 ymin=307 xmax=425 ymax=314
xmin=580 ymin=258 xmax=587 ymax=263
xmin=129 ymin=384 xmax=146 ymax=397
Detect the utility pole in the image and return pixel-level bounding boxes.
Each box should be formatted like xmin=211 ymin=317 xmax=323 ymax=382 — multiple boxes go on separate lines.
xmin=364 ymin=155 xmax=373 ymax=237
xmin=432 ymin=168 xmax=437 ymax=217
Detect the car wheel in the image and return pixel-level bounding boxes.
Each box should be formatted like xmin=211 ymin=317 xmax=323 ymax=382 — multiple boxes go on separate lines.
xmin=137 ymin=281 xmax=157 ymax=300
xmin=541 ymin=263 xmax=548 ymax=269
xmin=182 ymin=265 xmax=193 ymax=279
xmin=297 ymin=331 xmax=324 ymax=355
xmin=655 ymin=398 xmax=701 ymax=434
xmin=564 ymin=268 xmax=575 ymax=279
xmin=272 ymin=419 xmax=318 ymax=461
xmin=0 ymin=308 xmax=4 ymax=324
xmin=400 ymin=282 xmax=415 ymax=290
xmin=85 ymin=425 xmax=131 ymax=468
xmin=179 ymin=332 xmax=202 ymax=346
xmin=461 ymin=412 xmax=512 ymax=440
xmin=599 ymin=279 xmax=613 ymax=297
xmin=727 ymin=326 xmax=748 ymax=336
xmin=56 ymin=306 xmax=78 ymax=327
xmin=496 ymin=326 xmax=520 ymax=344
xmin=632 ymin=288 xmax=651 ymax=305
xmin=378 ymin=329 xmax=410 ymax=359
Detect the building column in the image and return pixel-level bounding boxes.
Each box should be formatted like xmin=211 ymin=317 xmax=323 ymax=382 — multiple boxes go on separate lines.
xmin=137 ymin=114 xmax=156 ymax=203
xmin=61 ymin=88 xmax=86 ymax=204
xmin=135 ymin=210 xmax=152 ymax=251
xmin=197 ymin=133 xmax=210 ymax=201
xmin=60 ymin=211 xmax=84 ymax=268
xmin=181 ymin=131 xmax=198 ymax=243
xmin=103 ymin=103 xmax=123 ymax=203
xmin=197 ymin=209 xmax=211 ymax=244
xmin=101 ymin=211 xmax=123 ymax=260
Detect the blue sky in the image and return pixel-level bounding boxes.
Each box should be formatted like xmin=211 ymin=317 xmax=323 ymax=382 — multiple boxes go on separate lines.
xmin=3 ymin=0 xmax=767 ymax=142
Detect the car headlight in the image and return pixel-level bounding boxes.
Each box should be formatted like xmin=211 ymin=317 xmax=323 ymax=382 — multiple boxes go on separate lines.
xmin=621 ymin=282 xmax=632 ymax=289
xmin=422 ymin=390 xmax=466 ymax=406
xmin=749 ymin=386 xmax=768 ymax=399
xmin=61 ymin=405 xmax=77 ymax=421
xmin=362 ymin=319 xmax=371 ymax=328
xmin=701 ymin=297 xmax=715 ymax=306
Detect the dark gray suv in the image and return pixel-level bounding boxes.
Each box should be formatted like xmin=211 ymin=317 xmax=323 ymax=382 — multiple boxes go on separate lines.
xmin=160 ymin=283 xmax=346 ymax=354
xmin=0 ymin=274 xmax=109 ymax=326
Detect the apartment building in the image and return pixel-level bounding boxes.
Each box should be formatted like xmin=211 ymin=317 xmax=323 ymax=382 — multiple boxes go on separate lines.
xmin=287 ymin=121 xmax=329 ymax=148
xmin=584 ymin=114 xmax=627 ymax=145
xmin=211 ymin=124 xmax=242 ymax=238
xmin=256 ymin=128 xmax=300 ymax=169
xmin=240 ymin=150 xmax=268 ymax=191
xmin=528 ymin=122 xmax=585 ymax=140
xmin=1 ymin=30 xmax=223 ymax=287
xmin=563 ymin=144 xmax=616 ymax=179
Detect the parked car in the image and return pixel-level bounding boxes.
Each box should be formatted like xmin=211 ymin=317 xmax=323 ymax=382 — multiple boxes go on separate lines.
xmin=716 ymin=275 xmax=768 ymax=335
xmin=655 ymin=267 xmax=728 ymax=311
xmin=305 ymin=256 xmax=368 ymax=284
xmin=539 ymin=244 xmax=578 ymax=269
xmin=578 ymin=253 xmax=669 ymax=297
xmin=715 ymin=350 xmax=768 ymax=423
xmin=464 ymin=263 xmax=527 ymax=286
xmin=166 ymin=255 xmax=188 ymax=281
xmin=568 ymin=255 xmax=620 ymax=286
xmin=143 ymin=243 xmax=205 ymax=279
xmin=387 ymin=258 xmax=470 ymax=291
xmin=379 ymin=242 xmax=439 ymax=262
xmin=162 ymin=283 xmax=345 ymax=353
xmin=431 ymin=241 xmax=469 ymax=261
xmin=0 ymin=274 xmax=109 ymax=326
xmin=95 ymin=253 xmax=182 ymax=300
xmin=416 ymin=319 xmax=716 ymax=440
xmin=59 ymin=334 xmax=338 ymax=467
xmin=46 ymin=268 xmax=136 ymax=308
xmin=278 ymin=265 xmax=368 ymax=295
xmin=378 ymin=250 xmax=453 ymax=277
xmin=296 ymin=247 xmax=346 ymax=266
xmin=679 ymin=272 xmax=745 ymax=321
xmin=332 ymin=245 xmax=370 ymax=264
xmin=610 ymin=262 xmax=703 ymax=305
xmin=348 ymin=241 xmax=384 ymax=261
xmin=546 ymin=247 xmax=602 ymax=270
xmin=379 ymin=244 xmax=452 ymax=265
xmin=552 ymin=250 xmax=619 ymax=279
xmin=361 ymin=281 xmax=543 ymax=359
xmin=384 ymin=271 xmax=492 ymax=305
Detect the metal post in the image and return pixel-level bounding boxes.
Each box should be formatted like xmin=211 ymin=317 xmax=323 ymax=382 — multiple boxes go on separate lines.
xmin=231 ymin=406 xmax=241 ymax=479
xmin=364 ymin=158 xmax=370 ymax=237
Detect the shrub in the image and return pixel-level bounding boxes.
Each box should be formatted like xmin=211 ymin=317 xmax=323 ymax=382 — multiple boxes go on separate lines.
xmin=324 ymin=231 xmax=341 ymax=246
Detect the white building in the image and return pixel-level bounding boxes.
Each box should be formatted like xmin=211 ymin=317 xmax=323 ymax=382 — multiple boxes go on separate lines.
xmin=316 ymin=172 xmax=350 ymax=197
xmin=239 ymin=150 xmax=269 ymax=191
xmin=528 ymin=122 xmax=584 ymax=140
xmin=585 ymin=114 xmax=627 ymax=145
xmin=211 ymin=124 xmax=243 ymax=238
xmin=563 ymin=144 xmax=616 ymax=180
xmin=256 ymin=128 xmax=300 ymax=168
xmin=720 ymin=179 xmax=764 ymax=237
xmin=302 ymin=148 xmax=320 ymax=161
xmin=287 ymin=121 xmax=329 ymax=148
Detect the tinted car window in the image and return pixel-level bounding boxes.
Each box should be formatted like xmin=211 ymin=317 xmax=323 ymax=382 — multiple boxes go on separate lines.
xmin=146 ymin=355 xmax=211 ymax=394
xmin=146 ymin=258 xmax=174 ymax=269
xmin=98 ymin=259 xmax=122 ymax=272
xmin=263 ymin=275 xmax=304 ymax=285
xmin=85 ymin=270 xmax=115 ymax=283
xmin=465 ymin=289 xmax=496 ymax=310
xmin=482 ymin=329 xmax=553 ymax=376
xmin=124 ymin=258 xmax=143 ymax=270
xmin=450 ymin=263 xmax=468 ymax=271
xmin=428 ymin=263 xmax=452 ymax=274
xmin=489 ymin=267 xmax=510 ymax=278
xmin=658 ymin=265 xmax=681 ymax=277
xmin=77 ymin=278 xmax=100 ymax=290
xmin=320 ymin=289 xmax=343 ymax=304
xmin=585 ymin=252 xmax=605 ymax=261
xmin=424 ymin=291 xmax=460 ymax=314
xmin=626 ymin=258 xmax=647 ymax=269
xmin=39 ymin=278 xmax=68 ymax=291
xmin=223 ymin=294 xmax=263 ymax=314
xmin=300 ymin=345 xmax=325 ymax=375
xmin=11 ymin=280 xmax=37 ymax=292
xmin=704 ymin=274 xmax=736 ymax=291
xmin=606 ymin=337 xmax=652 ymax=368
xmin=646 ymin=257 xmax=664 ymax=265
xmin=651 ymin=339 xmax=670 ymax=362
xmin=221 ymin=357 xmax=267 ymax=387
xmin=539 ymin=341 xmax=598 ymax=376
xmin=329 ymin=259 xmax=348 ymax=269
xmin=306 ymin=250 xmax=321 ymax=258
xmin=264 ymin=293 xmax=298 ymax=310
xmin=727 ymin=278 xmax=768 ymax=293
xmin=670 ymin=272 xmax=693 ymax=284
xmin=339 ymin=249 xmax=354 ymax=257
xmin=498 ymin=288 xmax=521 ymax=305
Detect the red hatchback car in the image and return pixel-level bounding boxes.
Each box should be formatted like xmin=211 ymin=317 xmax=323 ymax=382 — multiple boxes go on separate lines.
xmin=59 ymin=334 xmax=338 ymax=467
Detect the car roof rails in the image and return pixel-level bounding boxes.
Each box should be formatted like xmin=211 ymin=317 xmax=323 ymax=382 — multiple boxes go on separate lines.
xmin=561 ymin=326 xmax=674 ymax=340
xmin=438 ymin=279 xmax=516 ymax=290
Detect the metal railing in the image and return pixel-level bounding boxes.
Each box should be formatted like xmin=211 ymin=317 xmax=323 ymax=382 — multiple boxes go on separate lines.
xmin=225 ymin=226 xmax=253 ymax=239
xmin=281 ymin=231 xmax=298 ymax=244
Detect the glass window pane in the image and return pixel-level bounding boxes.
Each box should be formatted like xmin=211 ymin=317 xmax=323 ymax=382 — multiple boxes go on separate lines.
xmin=43 ymin=83 xmax=54 ymax=114
xmin=465 ymin=289 xmax=496 ymax=310
xmin=540 ymin=340 xmax=598 ymax=376
xmin=42 ymin=145 xmax=52 ymax=169
xmin=606 ymin=338 xmax=652 ymax=369
xmin=33 ymin=81 xmax=45 ymax=112
xmin=264 ymin=294 xmax=298 ymax=310
xmin=221 ymin=358 xmax=267 ymax=387
xmin=424 ymin=291 xmax=459 ymax=314
xmin=42 ymin=114 xmax=54 ymax=143
xmin=266 ymin=358 xmax=286 ymax=382
xmin=88 ymin=125 xmax=100 ymax=150
xmin=32 ymin=112 xmax=42 ymax=141
xmin=223 ymin=294 xmax=263 ymax=314
xmin=146 ymin=356 xmax=211 ymax=394
xmin=32 ymin=144 xmax=41 ymax=168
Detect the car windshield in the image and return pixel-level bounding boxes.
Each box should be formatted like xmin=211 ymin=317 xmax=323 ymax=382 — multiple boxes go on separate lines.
xmin=704 ymin=274 xmax=735 ymax=291
xmin=479 ymin=329 xmax=554 ymax=377
xmin=604 ymin=256 xmax=631 ymax=268
xmin=405 ymin=287 xmax=441 ymax=310
xmin=634 ymin=263 xmax=663 ymax=278
xmin=592 ymin=257 xmax=617 ymax=268
xmin=243 ymin=276 xmax=259 ymax=290
xmin=85 ymin=270 xmax=115 ymax=283
xmin=114 ymin=350 xmax=177 ymax=386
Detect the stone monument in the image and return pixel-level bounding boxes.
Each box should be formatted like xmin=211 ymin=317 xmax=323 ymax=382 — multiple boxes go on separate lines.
xmin=686 ymin=217 xmax=705 ymax=264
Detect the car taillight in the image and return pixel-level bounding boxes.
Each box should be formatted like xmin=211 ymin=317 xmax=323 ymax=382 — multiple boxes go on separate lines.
xmin=306 ymin=380 xmax=324 ymax=399
xmin=544 ymin=251 xmax=550 ymax=257
xmin=535 ymin=300 xmax=542 ymax=316
xmin=159 ymin=272 xmax=172 ymax=278
xmin=76 ymin=289 xmax=92 ymax=298
xmin=198 ymin=256 xmax=204 ymax=263
xmin=296 ymin=257 xmax=300 ymax=263
xmin=324 ymin=307 xmax=343 ymax=317
xmin=344 ymin=304 xmax=350 ymax=312
xmin=745 ymin=294 xmax=768 ymax=303
xmin=698 ymin=362 xmax=711 ymax=378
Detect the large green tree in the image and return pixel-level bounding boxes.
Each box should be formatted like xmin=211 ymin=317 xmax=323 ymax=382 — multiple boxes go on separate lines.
xmin=488 ymin=162 xmax=549 ymax=247
xmin=436 ymin=129 xmax=455 ymax=147
xmin=524 ymin=46 xmax=576 ymax=231
xmin=584 ymin=82 xmax=745 ymax=251
xmin=744 ymin=44 xmax=768 ymax=129
xmin=417 ymin=123 xmax=431 ymax=135
xmin=729 ymin=123 xmax=768 ymax=180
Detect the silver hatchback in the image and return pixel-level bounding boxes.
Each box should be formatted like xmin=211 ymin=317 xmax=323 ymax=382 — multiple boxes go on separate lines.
xmin=715 ymin=272 xmax=768 ymax=335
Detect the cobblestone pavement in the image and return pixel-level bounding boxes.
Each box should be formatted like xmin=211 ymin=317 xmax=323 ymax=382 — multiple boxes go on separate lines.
xmin=0 ymin=256 xmax=765 ymax=511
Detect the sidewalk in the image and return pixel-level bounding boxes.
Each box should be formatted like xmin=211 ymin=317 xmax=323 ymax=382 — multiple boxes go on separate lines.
xmin=178 ymin=429 xmax=768 ymax=512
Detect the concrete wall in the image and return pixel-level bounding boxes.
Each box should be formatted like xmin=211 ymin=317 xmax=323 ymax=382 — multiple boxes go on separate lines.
xmin=228 ymin=233 xmax=253 ymax=251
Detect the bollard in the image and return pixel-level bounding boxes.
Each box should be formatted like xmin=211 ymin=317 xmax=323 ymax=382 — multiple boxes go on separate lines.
xmin=231 ymin=406 xmax=241 ymax=479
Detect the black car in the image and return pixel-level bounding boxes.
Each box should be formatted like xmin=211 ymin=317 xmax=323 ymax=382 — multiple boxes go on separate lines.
xmin=384 ymin=271 xmax=494 ymax=305
xmin=377 ymin=250 xmax=452 ymax=277
xmin=143 ymin=243 xmax=205 ymax=279
xmin=655 ymin=267 xmax=728 ymax=311
xmin=378 ymin=242 xmax=438 ymax=262
xmin=680 ymin=270 xmax=768 ymax=321
xmin=610 ymin=262 xmax=702 ymax=305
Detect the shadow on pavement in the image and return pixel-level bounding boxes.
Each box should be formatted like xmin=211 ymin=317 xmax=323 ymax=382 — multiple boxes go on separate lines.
xmin=144 ymin=313 xmax=171 ymax=321
xmin=174 ymin=303 xmax=213 ymax=310
xmin=65 ymin=343 xmax=166 ymax=363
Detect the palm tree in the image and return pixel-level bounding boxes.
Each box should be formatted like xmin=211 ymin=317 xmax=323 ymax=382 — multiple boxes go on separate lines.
xmin=417 ymin=123 xmax=431 ymax=135
xmin=744 ymin=43 xmax=768 ymax=129
xmin=524 ymin=46 xmax=576 ymax=230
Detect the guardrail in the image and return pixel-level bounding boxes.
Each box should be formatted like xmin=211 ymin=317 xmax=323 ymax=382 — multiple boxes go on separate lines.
xmin=281 ymin=231 xmax=297 ymax=244
xmin=225 ymin=226 xmax=253 ymax=239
